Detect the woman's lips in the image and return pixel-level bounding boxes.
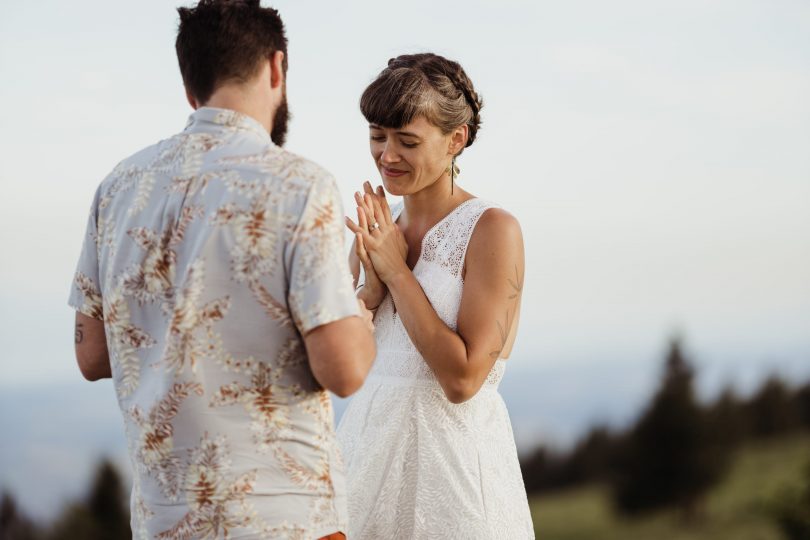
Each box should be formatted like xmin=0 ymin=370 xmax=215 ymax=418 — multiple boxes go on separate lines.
xmin=382 ymin=167 xmax=408 ymax=178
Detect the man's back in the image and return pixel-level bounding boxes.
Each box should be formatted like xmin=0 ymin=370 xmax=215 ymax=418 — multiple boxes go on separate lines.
xmin=69 ymin=107 xmax=359 ymax=538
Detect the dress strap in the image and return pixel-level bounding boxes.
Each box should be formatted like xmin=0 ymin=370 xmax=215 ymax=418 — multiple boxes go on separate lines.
xmin=454 ymin=199 xmax=499 ymax=278
xmin=421 ymin=198 xmax=499 ymax=279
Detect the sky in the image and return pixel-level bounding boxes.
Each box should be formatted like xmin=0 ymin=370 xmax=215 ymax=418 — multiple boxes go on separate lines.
xmin=1 ymin=0 xmax=809 ymax=519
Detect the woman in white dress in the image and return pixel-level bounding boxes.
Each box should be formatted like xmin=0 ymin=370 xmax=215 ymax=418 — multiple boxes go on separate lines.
xmin=337 ymin=53 xmax=534 ymax=539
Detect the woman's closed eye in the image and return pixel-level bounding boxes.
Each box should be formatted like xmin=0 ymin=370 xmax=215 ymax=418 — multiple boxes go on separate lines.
xmin=370 ymin=135 xmax=419 ymax=148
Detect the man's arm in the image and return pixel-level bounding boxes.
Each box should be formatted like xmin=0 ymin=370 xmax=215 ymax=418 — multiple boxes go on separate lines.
xmin=74 ymin=312 xmax=111 ymax=381
xmin=303 ymin=299 xmax=376 ymax=398
xmin=285 ymin=174 xmax=377 ymax=398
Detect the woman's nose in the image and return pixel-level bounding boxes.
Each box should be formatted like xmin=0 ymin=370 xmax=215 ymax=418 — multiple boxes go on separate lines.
xmin=380 ymin=142 xmax=399 ymax=164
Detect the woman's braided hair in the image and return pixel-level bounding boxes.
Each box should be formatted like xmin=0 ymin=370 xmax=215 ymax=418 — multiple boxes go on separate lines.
xmin=360 ymin=53 xmax=483 ymax=154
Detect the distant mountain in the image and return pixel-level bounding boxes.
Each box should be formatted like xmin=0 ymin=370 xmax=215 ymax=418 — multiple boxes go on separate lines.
xmin=3 ymin=352 xmax=807 ymax=522
xmin=0 ymin=361 xmax=651 ymax=522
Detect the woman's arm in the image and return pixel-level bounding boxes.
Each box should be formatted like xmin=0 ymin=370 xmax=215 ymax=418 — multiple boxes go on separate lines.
xmin=385 ymin=208 xmax=525 ymax=403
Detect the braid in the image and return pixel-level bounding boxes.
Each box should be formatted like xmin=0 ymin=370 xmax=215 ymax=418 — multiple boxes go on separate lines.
xmin=444 ymin=64 xmax=483 ymax=147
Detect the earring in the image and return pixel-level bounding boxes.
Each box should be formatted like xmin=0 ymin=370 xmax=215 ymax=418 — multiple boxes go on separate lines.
xmin=450 ymin=156 xmax=456 ymax=195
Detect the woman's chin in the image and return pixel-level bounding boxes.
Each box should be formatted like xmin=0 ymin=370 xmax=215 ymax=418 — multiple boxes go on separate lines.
xmin=379 ymin=178 xmax=405 ymax=196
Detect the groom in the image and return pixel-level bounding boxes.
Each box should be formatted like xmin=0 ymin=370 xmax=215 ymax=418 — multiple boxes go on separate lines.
xmin=68 ymin=1 xmax=375 ymax=538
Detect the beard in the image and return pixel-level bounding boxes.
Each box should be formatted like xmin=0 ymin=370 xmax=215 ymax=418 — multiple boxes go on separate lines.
xmin=270 ymin=83 xmax=290 ymax=146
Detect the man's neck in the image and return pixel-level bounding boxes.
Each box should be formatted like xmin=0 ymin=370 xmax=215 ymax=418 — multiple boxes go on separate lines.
xmin=203 ymin=86 xmax=274 ymax=135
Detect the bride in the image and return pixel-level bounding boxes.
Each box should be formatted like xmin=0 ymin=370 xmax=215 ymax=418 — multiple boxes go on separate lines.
xmin=336 ymin=53 xmax=534 ymax=539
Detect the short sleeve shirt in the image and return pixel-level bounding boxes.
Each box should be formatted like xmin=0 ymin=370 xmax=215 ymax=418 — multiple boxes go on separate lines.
xmin=68 ymin=107 xmax=359 ymax=539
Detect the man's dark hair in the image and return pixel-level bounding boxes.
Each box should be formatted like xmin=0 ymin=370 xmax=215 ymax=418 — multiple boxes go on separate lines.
xmin=176 ymin=0 xmax=288 ymax=104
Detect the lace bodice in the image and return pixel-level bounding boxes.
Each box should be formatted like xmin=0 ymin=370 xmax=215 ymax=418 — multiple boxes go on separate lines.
xmin=364 ymin=198 xmax=506 ymax=388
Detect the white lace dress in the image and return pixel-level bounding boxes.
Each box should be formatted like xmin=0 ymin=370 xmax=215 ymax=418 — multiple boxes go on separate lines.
xmin=336 ymin=198 xmax=534 ymax=539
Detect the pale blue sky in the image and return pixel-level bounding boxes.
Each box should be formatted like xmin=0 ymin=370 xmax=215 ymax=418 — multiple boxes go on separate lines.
xmin=1 ymin=0 xmax=809 ymax=519
xmin=2 ymin=0 xmax=807 ymax=384
xmin=0 ymin=0 xmax=809 ymax=432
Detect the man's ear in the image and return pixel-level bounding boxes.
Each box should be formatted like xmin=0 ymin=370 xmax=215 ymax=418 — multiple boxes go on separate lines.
xmin=269 ymin=50 xmax=285 ymax=89
xmin=448 ymin=124 xmax=468 ymax=155
xmin=185 ymin=87 xmax=198 ymax=110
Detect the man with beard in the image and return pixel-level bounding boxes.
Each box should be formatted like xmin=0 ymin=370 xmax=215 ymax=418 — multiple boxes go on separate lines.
xmin=67 ymin=2 xmax=375 ymax=538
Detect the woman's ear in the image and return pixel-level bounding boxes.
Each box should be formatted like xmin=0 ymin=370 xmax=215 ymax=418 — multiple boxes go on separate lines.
xmin=448 ymin=124 xmax=469 ymax=155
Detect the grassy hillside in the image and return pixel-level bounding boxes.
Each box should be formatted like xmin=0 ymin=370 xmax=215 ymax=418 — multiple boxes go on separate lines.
xmin=530 ymin=434 xmax=810 ymax=540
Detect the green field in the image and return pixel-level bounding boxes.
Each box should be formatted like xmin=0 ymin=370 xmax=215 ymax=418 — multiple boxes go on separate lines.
xmin=530 ymin=434 xmax=810 ymax=540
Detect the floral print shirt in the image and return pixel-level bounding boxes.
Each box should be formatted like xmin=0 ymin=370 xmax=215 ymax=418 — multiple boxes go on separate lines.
xmin=68 ymin=107 xmax=359 ymax=540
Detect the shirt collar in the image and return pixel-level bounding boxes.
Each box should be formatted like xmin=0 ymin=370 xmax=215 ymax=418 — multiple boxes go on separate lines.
xmin=184 ymin=106 xmax=273 ymax=143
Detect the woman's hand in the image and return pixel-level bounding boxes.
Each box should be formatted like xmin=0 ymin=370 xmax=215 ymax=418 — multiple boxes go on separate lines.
xmin=351 ymin=185 xmax=387 ymax=309
xmin=346 ymin=182 xmax=408 ymax=286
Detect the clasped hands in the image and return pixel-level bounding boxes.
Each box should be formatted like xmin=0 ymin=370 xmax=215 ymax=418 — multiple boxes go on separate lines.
xmin=345 ymin=181 xmax=409 ymax=310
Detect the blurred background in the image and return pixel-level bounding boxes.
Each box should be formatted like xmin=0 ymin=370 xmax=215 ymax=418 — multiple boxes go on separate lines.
xmin=1 ymin=0 xmax=808 ymax=539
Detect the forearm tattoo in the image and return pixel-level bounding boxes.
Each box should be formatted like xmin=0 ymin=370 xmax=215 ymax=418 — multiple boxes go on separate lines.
xmin=75 ymin=322 xmax=84 ymax=344
xmin=490 ymin=264 xmax=523 ymax=359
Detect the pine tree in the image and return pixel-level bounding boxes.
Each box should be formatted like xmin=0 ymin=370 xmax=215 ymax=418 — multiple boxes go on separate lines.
xmin=0 ymin=492 xmax=41 ymax=540
xmin=610 ymin=337 xmax=729 ymax=520
xmin=47 ymin=459 xmax=130 ymax=540
xmin=708 ymin=386 xmax=748 ymax=447
xmin=797 ymin=382 xmax=810 ymax=431
xmin=86 ymin=460 xmax=131 ymax=540
xmin=747 ymin=376 xmax=801 ymax=438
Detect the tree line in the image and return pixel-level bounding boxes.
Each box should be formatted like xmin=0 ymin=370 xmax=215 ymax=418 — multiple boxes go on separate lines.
xmin=1 ymin=460 xmax=130 ymax=540
xmin=520 ymin=337 xmax=810 ymax=534
xmin=2 ymin=337 xmax=809 ymax=539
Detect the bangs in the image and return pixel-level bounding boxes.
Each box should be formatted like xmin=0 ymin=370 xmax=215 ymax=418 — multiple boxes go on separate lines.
xmin=359 ymin=68 xmax=434 ymax=129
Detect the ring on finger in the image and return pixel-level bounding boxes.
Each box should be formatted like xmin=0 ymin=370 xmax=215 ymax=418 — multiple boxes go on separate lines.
xmin=369 ymin=221 xmax=380 ymax=232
